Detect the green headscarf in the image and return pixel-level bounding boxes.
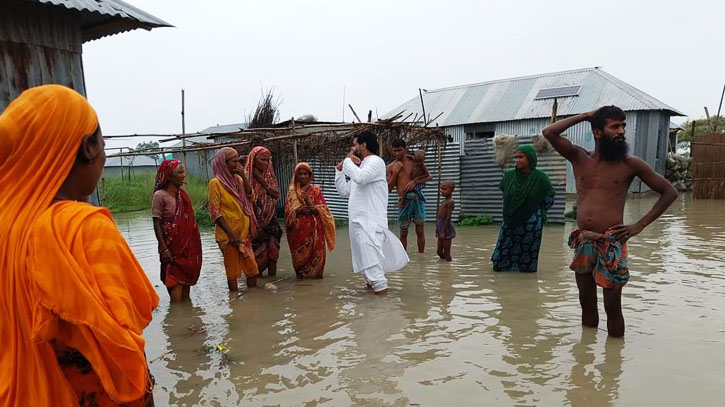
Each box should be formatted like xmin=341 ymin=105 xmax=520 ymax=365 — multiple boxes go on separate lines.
xmin=499 ymin=145 xmax=555 ymax=225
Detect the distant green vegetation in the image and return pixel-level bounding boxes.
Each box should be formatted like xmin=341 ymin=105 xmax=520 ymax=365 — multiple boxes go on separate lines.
xmin=457 ymin=214 xmax=494 ymax=226
xmin=194 ymin=203 xmax=214 ymax=228
xmin=101 ymin=173 xmax=209 ymax=214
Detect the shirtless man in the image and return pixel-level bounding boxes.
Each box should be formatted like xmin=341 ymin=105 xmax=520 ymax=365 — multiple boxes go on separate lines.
xmin=398 ymin=150 xmax=430 ymax=209
xmin=387 ymin=138 xmax=432 ymax=253
xmin=542 ymin=105 xmax=677 ymax=337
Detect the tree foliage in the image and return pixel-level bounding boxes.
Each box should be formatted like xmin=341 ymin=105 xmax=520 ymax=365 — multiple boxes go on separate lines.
xmin=677 ymin=116 xmax=725 ymax=143
xmin=134 ymin=141 xmax=160 ymax=151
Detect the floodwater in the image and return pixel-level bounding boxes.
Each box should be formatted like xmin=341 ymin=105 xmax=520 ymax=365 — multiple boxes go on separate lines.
xmin=114 ymin=194 xmax=725 ymax=407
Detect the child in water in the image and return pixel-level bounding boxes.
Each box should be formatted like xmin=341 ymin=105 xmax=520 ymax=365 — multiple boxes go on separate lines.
xmin=400 ymin=149 xmax=430 ymax=208
xmin=436 ymin=180 xmax=456 ymax=261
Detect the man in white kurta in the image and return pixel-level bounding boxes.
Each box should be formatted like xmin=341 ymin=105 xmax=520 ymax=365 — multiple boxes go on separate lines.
xmin=335 ymin=132 xmax=409 ymax=294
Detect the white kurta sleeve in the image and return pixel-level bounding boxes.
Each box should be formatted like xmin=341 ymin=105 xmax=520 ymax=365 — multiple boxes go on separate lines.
xmin=343 ymin=157 xmax=383 ymax=185
xmin=335 ymin=168 xmax=351 ymax=198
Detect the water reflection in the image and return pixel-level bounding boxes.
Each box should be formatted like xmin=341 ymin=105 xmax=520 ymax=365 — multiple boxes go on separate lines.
xmin=162 ymin=303 xmax=213 ymax=406
xmin=566 ymin=331 xmax=622 ymax=407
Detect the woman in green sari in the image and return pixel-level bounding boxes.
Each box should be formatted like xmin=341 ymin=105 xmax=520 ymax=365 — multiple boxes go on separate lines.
xmin=491 ymin=144 xmax=555 ymax=272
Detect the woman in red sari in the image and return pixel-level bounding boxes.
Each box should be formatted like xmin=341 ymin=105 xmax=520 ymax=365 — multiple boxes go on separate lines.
xmin=246 ymin=146 xmax=283 ymax=276
xmin=285 ymin=163 xmax=336 ymax=279
xmin=151 ymin=159 xmax=203 ymax=302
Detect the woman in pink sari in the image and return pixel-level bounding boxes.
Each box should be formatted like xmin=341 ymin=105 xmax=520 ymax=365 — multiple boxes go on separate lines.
xmin=285 ymin=163 xmax=336 ymax=279
xmin=151 ymin=159 xmax=202 ymax=302
xmin=246 ymin=146 xmax=283 ymax=276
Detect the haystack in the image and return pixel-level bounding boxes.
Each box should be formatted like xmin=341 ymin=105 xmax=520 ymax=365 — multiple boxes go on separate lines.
xmin=493 ymin=134 xmax=518 ymax=166
xmin=532 ymin=134 xmax=554 ymax=153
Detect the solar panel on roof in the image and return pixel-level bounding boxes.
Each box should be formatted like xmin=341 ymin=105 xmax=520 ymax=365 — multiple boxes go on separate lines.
xmin=534 ymin=85 xmax=582 ymax=100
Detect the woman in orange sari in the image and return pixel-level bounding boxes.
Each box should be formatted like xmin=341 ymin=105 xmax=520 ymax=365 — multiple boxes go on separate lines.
xmin=0 ymin=85 xmax=158 ymax=406
xmin=151 ymin=159 xmax=202 ymax=302
xmin=285 ymin=163 xmax=336 ymax=279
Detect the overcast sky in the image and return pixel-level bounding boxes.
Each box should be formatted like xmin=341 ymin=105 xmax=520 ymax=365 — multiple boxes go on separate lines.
xmin=82 ymin=0 xmax=725 ymax=149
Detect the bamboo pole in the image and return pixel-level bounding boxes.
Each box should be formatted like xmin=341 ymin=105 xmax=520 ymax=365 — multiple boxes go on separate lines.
xmin=101 ymin=177 xmax=106 ymax=206
xmin=435 ymin=137 xmax=443 ymax=219
xmin=419 ymin=88 xmax=427 ymax=127
xmin=715 ymin=82 xmax=725 ymax=134
xmin=705 ymin=107 xmax=715 ymax=133
xmin=182 ymin=89 xmax=187 ymax=169
xmin=551 ymin=98 xmax=558 ymax=123
xmin=108 ymin=123 xmax=446 ymax=158
xmin=291 ymin=117 xmax=298 ymax=164
xmin=348 ymin=105 xmax=362 ymax=123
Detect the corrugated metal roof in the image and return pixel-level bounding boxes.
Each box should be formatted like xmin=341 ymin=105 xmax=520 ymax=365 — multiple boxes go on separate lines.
xmin=383 ymin=67 xmax=684 ymax=127
xmin=105 ymin=154 xmax=157 ymax=167
xmin=201 ymin=123 xmax=248 ymax=133
xmin=29 ymin=0 xmax=172 ymax=42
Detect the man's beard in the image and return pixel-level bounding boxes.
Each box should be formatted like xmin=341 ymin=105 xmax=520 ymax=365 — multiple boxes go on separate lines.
xmin=600 ymin=136 xmax=629 ymax=161
xmin=353 ymin=148 xmax=362 ymax=158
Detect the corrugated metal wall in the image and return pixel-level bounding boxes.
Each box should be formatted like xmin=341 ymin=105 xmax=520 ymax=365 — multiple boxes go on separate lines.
xmin=460 ymin=136 xmax=567 ymax=223
xmin=272 ymin=152 xmax=295 ymax=213
xmin=0 ymin=1 xmax=86 ymax=111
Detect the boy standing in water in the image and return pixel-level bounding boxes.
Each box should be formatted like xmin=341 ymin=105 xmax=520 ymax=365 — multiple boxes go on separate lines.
xmin=542 ymin=106 xmax=677 ymax=337
xmin=398 ymin=149 xmax=431 ymax=208
xmin=436 ymin=180 xmax=456 ymax=262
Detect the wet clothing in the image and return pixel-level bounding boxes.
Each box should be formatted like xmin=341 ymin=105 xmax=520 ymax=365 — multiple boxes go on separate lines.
xmin=285 ymin=163 xmax=336 ymax=279
xmin=493 ymin=145 xmax=555 ymax=273
xmin=0 ymin=85 xmax=158 ymax=406
xmin=152 ymin=159 xmax=202 ymax=288
xmin=568 ymin=228 xmax=630 ymax=289
xmin=219 ymin=239 xmax=258 ymax=279
xmin=398 ymin=190 xmax=426 ymax=229
xmin=153 ymin=189 xmax=202 ymax=288
xmin=335 ymin=155 xmax=409 ymax=292
xmin=246 ymin=146 xmax=282 ymax=272
xmin=492 ymin=195 xmax=555 ymax=272
xmin=435 ymin=218 xmax=456 ymax=240
xmin=208 ymin=176 xmax=259 ymax=280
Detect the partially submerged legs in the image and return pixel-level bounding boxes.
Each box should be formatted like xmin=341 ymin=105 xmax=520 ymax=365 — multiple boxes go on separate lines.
xmin=222 ymin=243 xmax=259 ymax=292
xmin=603 ymin=288 xmax=624 ymax=337
xmin=576 ymin=272 xmax=600 ymax=329
xmin=362 ymin=264 xmax=387 ymax=295
xmin=575 ymin=273 xmax=625 ymax=337
xmin=168 ymin=284 xmax=191 ymax=303
xmin=399 ymin=225 xmax=409 ymax=251
xmin=415 ymin=223 xmax=425 ymax=253
xmin=436 ymin=238 xmax=452 ymax=261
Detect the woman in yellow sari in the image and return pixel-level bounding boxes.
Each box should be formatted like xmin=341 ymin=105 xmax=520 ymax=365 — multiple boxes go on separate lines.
xmin=209 ymin=147 xmax=259 ymax=290
xmin=285 ymin=163 xmax=336 ymax=279
xmin=0 ymin=85 xmax=158 ymax=406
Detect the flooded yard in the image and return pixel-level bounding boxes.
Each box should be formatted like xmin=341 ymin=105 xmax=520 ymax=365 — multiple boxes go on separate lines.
xmin=114 ymin=194 xmax=725 ymax=406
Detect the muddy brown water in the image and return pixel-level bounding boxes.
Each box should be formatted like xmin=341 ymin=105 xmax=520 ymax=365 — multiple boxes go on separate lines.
xmin=114 ymin=194 xmax=725 ymax=406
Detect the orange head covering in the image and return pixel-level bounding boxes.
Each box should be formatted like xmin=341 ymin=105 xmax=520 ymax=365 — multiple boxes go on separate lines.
xmin=0 ymin=85 xmax=159 ymax=406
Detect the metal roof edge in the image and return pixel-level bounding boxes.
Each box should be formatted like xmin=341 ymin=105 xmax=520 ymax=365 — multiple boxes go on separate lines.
xmin=425 ymin=67 xmax=600 ymax=94
xmin=591 ymin=68 xmax=685 ymax=116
